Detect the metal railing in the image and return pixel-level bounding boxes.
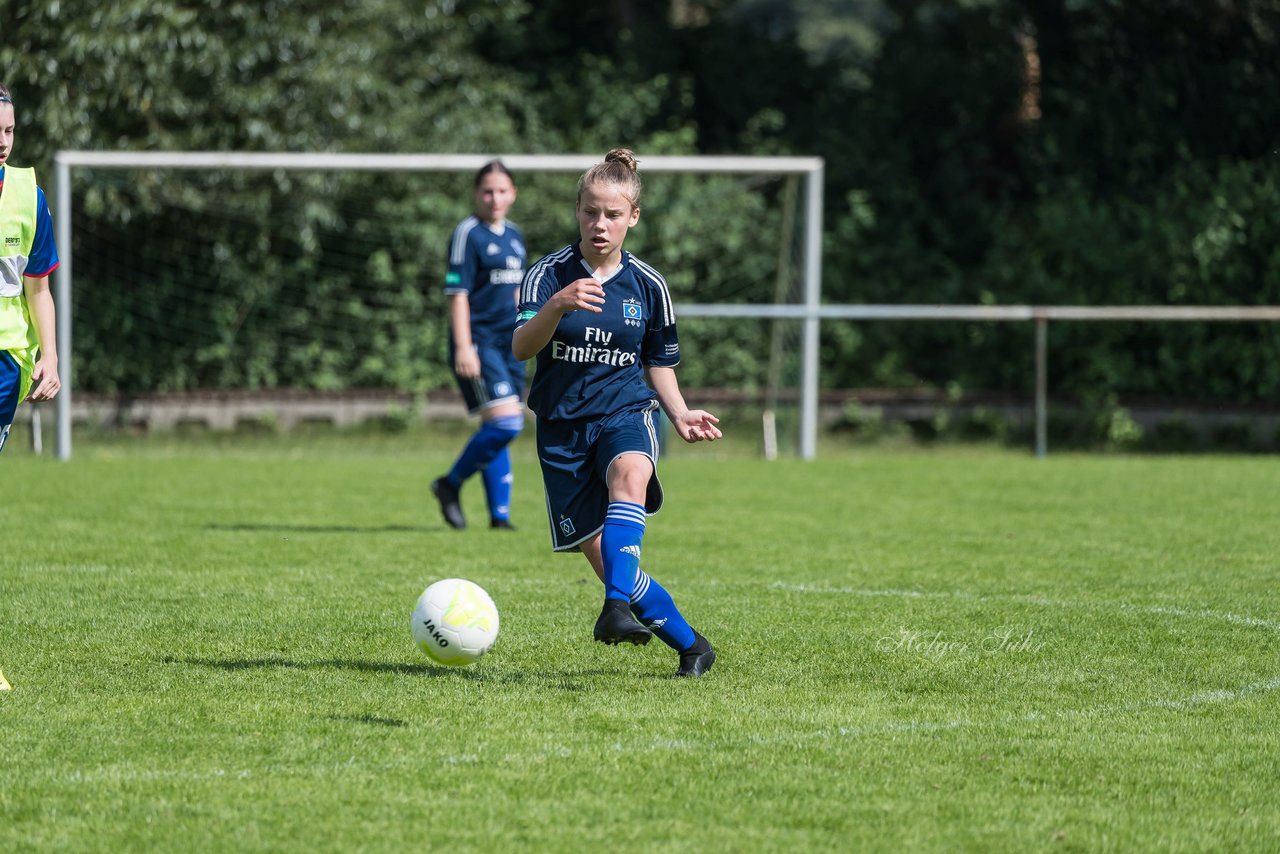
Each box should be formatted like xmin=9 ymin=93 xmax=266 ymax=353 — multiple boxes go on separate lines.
xmin=677 ymin=303 xmax=1280 ymax=457
xmin=29 ymin=303 xmax=1279 ymax=459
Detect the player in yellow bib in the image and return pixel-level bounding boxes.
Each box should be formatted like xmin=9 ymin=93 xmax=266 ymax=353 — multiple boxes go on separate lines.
xmin=0 ymin=83 xmax=61 ymax=454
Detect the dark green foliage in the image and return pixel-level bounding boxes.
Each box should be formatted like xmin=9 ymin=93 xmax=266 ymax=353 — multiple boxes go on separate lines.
xmin=827 ymin=0 xmax=1280 ymax=403
xmin=2 ymin=1 xmax=1277 ymax=403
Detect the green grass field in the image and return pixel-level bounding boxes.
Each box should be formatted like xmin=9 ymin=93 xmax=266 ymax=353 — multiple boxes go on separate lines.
xmin=2 ymin=431 xmax=1278 ymax=851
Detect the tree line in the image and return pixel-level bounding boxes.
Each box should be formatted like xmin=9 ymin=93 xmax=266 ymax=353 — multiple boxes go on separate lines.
xmin=3 ymin=0 xmax=1277 ymax=406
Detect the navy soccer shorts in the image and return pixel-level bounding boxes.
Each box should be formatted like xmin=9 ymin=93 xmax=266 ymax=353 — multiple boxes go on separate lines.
xmin=536 ymin=400 xmax=666 ymax=552
xmin=451 ymin=335 xmax=526 ymax=415
xmin=0 ymin=351 xmax=23 ymax=454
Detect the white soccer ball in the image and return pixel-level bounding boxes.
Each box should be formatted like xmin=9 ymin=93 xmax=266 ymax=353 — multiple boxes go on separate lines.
xmin=411 ymin=578 xmax=500 ymax=667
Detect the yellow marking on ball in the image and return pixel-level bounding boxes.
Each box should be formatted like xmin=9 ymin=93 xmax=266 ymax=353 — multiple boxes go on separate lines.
xmin=443 ymin=583 xmax=496 ymax=631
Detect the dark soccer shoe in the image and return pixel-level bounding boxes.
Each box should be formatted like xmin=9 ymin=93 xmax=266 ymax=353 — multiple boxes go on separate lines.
xmin=676 ymin=632 xmax=716 ymax=678
xmin=430 ymin=477 xmax=466 ymax=530
xmin=490 ymin=518 xmax=516 ymax=531
xmin=593 ymin=599 xmax=653 ymax=646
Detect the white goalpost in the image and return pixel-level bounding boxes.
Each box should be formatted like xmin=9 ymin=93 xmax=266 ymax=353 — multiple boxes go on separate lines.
xmin=51 ymin=150 xmax=827 ymax=461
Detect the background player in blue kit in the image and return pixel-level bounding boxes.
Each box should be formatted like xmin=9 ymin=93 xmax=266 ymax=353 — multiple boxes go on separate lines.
xmin=0 ymin=83 xmax=61 ymax=455
xmin=431 ymin=161 xmax=527 ymax=530
xmin=513 ymin=149 xmax=722 ymax=677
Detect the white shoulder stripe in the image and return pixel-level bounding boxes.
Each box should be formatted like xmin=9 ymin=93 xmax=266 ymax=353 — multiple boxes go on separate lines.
xmin=449 ymin=217 xmax=480 ymax=265
xmin=521 ymin=245 xmax=576 ymax=304
xmin=629 ymin=256 xmax=675 ymax=326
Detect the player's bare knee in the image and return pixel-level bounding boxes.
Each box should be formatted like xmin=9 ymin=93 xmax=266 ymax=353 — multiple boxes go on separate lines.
xmin=606 ymin=454 xmax=652 ymax=501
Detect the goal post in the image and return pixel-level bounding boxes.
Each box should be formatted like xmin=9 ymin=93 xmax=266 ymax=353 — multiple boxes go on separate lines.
xmin=51 ymin=151 xmax=826 ymax=460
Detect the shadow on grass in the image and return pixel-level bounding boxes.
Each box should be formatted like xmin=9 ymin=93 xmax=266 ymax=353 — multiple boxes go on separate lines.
xmin=163 ymin=655 xmax=472 ymax=679
xmin=326 ymin=713 xmax=409 ymax=727
xmin=205 ymin=522 xmax=429 ymax=534
xmin=494 ymin=668 xmax=681 ymax=686
xmin=165 ymin=656 xmax=677 ymax=685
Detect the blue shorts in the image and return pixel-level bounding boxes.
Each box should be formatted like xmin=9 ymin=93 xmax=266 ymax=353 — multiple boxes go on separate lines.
xmin=536 ymin=399 xmax=665 ymax=552
xmin=0 ymin=351 xmax=23 ymax=454
xmin=450 ymin=333 xmax=526 ymax=415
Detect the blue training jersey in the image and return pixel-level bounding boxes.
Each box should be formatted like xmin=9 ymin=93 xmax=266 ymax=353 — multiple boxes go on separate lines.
xmin=444 ymin=216 xmax=526 ymax=338
xmin=516 ymin=243 xmax=680 ymax=422
xmin=0 ymin=167 xmax=59 ymax=277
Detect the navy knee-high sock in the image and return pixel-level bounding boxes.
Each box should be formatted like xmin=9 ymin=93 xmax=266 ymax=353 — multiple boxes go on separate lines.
xmin=629 ymin=569 xmax=697 ymax=652
xmin=481 ymin=446 xmax=514 ymax=522
xmin=601 ymin=501 xmax=646 ymax=602
xmin=446 ymin=415 xmax=522 ymax=489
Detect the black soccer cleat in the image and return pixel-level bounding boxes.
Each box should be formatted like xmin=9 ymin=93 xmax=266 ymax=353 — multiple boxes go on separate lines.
xmin=489 ymin=518 xmax=516 ymax=531
xmin=593 ymin=598 xmax=653 ymax=646
xmin=676 ymin=632 xmax=716 ymax=678
xmin=430 ymin=477 xmax=466 ymax=530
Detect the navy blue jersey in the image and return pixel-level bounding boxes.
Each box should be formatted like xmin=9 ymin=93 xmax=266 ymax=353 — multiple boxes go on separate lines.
xmin=444 ymin=216 xmax=527 ymax=336
xmin=516 ymin=243 xmax=679 ymax=422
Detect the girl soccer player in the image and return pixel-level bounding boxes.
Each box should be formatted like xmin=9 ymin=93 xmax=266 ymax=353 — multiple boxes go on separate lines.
xmin=431 ymin=161 xmax=527 ymax=530
xmin=0 ymin=83 xmax=61 ymax=455
xmin=513 ymin=149 xmax=721 ymax=677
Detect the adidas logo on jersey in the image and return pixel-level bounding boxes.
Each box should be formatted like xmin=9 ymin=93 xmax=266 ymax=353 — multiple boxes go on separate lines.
xmin=486 ymin=243 xmax=501 ymax=255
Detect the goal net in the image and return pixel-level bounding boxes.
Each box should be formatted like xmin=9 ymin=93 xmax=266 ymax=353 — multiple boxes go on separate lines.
xmin=51 ymin=153 xmax=824 ymax=457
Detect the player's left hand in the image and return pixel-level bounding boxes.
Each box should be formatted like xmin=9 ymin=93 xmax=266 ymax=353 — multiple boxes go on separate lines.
xmin=674 ymin=410 xmax=722 ymax=443
xmin=25 ymin=358 xmax=60 ymax=402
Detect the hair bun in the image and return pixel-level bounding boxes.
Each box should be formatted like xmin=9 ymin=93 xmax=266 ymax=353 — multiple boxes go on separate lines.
xmin=577 ymin=147 xmax=643 ymax=208
xmin=604 ymin=148 xmax=638 ymax=172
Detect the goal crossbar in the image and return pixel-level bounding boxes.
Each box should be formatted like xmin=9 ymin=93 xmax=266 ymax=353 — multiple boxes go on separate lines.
xmin=54 ymin=151 xmax=824 ymax=173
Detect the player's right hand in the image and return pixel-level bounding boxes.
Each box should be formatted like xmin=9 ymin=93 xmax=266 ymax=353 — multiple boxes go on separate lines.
xmin=454 ymin=346 xmax=481 ymax=379
xmin=552 ymin=278 xmax=606 ymax=314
